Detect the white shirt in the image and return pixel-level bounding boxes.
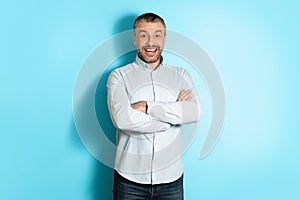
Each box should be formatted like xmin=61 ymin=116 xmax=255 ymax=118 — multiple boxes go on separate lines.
xmin=107 ymin=56 xmax=201 ymax=184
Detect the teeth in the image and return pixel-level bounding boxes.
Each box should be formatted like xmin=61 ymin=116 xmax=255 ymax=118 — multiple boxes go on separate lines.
xmin=145 ymin=48 xmax=156 ymax=52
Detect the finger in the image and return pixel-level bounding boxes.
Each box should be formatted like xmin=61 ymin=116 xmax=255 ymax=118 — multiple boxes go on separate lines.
xmin=179 ymin=92 xmax=189 ymax=100
xmin=178 ymin=90 xmax=192 ymax=101
xmin=182 ymin=93 xmax=192 ymax=101
xmin=182 ymin=90 xmax=192 ymax=99
xmin=178 ymin=91 xmax=188 ymax=101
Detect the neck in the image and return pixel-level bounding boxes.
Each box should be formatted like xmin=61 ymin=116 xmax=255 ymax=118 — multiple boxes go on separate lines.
xmin=138 ymin=54 xmax=162 ymax=70
xmin=149 ymin=59 xmax=161 ymax=70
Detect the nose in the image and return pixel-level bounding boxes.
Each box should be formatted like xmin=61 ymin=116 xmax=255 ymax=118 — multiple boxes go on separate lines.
xmin=146 ymin=35 xmax=154 ymax=46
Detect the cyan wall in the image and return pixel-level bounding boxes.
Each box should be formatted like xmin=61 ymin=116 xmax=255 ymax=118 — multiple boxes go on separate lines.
xmin=1 ymin=0 xmax=299 ymax=199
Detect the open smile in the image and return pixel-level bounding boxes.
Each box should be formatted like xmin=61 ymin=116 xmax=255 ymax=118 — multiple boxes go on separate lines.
xmin=143 ymin=47 xmax=159 ymax=58
xmin=144 ymin=48 xmax=158 ymax=52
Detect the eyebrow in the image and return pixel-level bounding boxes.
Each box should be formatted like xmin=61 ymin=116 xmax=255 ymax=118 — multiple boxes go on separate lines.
xmin=138 ymin=30 xmax=147 ymax=34
xmin=137 ymin=30 xmax=164 ymax=34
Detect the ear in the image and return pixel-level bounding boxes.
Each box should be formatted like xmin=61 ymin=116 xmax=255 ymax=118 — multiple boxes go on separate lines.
xmin=161 ymin=33 xmax=166 ymax=48
xmin=132 ymin=32 xmax=137 ymax=46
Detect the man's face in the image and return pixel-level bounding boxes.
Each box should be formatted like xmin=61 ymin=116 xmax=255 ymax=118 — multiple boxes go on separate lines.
xmin=133 ymin=21 xmax=166 ymax=64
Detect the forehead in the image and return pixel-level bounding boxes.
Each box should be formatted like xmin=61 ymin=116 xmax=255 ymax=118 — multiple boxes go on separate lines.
xmin=134 ymin=21 xmax=165 ymax=33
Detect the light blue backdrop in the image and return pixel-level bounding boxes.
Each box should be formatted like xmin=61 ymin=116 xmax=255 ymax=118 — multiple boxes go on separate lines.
xmin=1 ymin=0 xmax=299 ymax=199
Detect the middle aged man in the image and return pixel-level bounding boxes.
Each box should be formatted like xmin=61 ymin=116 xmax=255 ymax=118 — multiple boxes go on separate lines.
xmin=107 ymin=12 xmax=201 ymax=200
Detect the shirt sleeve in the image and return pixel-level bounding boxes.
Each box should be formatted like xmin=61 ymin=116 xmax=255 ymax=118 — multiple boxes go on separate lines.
xmin=147 ymin=69 xmax=201 ymax=125
xmin=107 ymin=70 xmax=171 ymax=133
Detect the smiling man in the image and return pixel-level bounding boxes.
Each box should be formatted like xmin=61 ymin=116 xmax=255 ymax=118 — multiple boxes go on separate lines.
xmin=134 ymin=18 xmax=165 ymax=67
xmin=107 ymin=13 xmax=201 ymax=200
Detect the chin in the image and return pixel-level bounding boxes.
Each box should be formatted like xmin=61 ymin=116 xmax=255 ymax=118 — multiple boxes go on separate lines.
xmin=145 ymin=56 xmax=160 ymax=64
xmin=138 ymin=49 xmax=163 ymax=63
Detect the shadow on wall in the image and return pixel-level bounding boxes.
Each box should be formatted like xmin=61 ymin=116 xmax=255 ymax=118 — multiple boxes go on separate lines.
xmin=71 ymin=13 xmax=138 ymax=200
xmin=69 ymin=120 xmax=114 ymax=200
xmin=94 ymin=12 xmax=138 ymax=146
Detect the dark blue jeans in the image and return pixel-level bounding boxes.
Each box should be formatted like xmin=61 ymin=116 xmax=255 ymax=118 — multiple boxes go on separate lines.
xmin=113 ymin=171 xmax=184 ymax=200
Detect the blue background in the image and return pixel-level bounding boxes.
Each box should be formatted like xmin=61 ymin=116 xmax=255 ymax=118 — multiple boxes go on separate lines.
xmin=1 ymin=0 xmax=299 ymax=199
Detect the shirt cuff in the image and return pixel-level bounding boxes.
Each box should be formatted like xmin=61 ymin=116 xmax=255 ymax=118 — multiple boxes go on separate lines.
xmin=146 ymin=101 xmax=155 ymax=115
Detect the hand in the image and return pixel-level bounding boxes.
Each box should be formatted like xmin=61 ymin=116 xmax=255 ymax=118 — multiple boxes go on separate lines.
xmin=131 ymin=101 xmax=147 ymax=113
xmin=177 ymin=90 xmax=192 ymax=101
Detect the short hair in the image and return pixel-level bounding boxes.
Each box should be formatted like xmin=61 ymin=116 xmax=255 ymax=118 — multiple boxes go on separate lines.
xmin=133 ymin=13 xmax=166 ymax=29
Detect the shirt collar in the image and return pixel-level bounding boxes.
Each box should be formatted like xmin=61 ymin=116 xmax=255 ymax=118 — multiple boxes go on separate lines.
xmin=135 ymin=55 xmax=164 ymax=71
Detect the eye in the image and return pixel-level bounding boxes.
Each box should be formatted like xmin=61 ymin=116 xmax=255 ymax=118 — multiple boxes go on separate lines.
xmin=140 ymin=34 xmax=146 ymax=38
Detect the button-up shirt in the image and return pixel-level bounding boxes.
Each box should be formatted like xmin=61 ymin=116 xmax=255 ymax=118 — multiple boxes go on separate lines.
xmin=107 ymin=56 xmax=201 ymax=184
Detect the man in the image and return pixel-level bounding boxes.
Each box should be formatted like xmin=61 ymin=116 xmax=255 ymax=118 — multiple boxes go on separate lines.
xmin=107 ymin=13 xmax=201 ymax=200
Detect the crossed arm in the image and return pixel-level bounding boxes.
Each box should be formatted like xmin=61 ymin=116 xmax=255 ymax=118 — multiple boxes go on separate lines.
xmin=131 ymin=90 xmax=193 ymax=112
xmin=107 ymin=71 xmax=171 ymax=133
xmin=131 ymin=89 xmax=200 ymax=126
xmin=107 ymin=70 xmax=201 ymax=134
